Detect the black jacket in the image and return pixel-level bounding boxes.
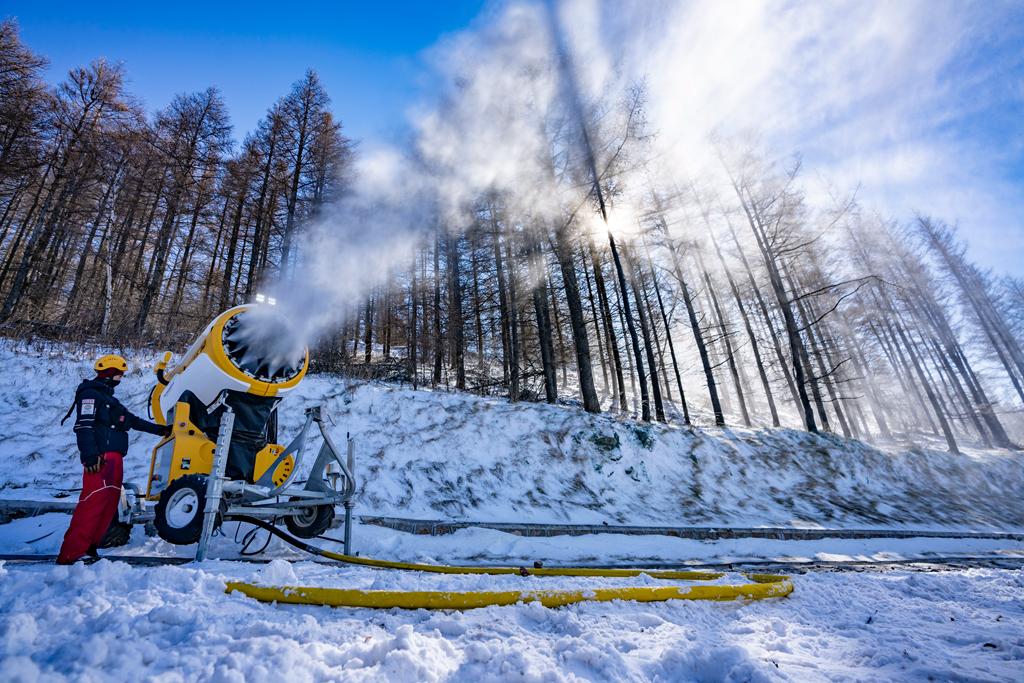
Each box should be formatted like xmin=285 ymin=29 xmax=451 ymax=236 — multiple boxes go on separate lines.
xmin=71 ymin=378 xmax=165 ymax=464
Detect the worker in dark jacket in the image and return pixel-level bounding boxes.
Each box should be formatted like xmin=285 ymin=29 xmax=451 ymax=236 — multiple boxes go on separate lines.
xmin=57 ymin=354 xmax=170 ymax=564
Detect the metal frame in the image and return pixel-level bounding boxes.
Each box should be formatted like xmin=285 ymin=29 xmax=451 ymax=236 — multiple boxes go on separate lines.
xmin=119 ymin=482 xmax=149 ymax=524
xmin=140 ymin=394 xmax=356 ymax=562
xmin=221 ymin=405 xmax=356 ymax=507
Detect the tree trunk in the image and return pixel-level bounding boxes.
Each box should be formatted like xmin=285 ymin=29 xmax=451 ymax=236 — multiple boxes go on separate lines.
xmin=504 ymin=233 xmax=521 ymax=402
xmin=663 ymin=235 xmax=724 ymax=426
xmin=624 ymin=244 xmax=665 ymax=421
xmin=490 ymin=210 xmax=511 ymax=386
xmin=708 ymin=228 xmax=779 ymax=426
xmin=432 ymin=232 xmax=443 ymax=386
xmin=733 ymin=182 xmax=817 ymax=432
xmin=586 ymin=241 xmax=626 ymax=412
xmin=891 ymin=318 xmax=960 ymax=453
xmin=848 ymin=345 xmax=892 ymax=439
xmin=527 ymin=228 xmax=557 ymax=403
xmin=724 ymin=217 xmax=801 ymax=414
xmin=581 ymin=247 xmax=610 ymax=397
xmin=134 ymin=185 xmax=183 ymax=335
xmin=643 ymin=254 xmax=691 ymax=424
xmin=219 ymin=187 xmax=247 ymax=310
xmin=447 ymin=232 xmax=466 ymax=390
xmin=470 ymin=231 xmax=485 ymax=385
xmin=607 ymin=231 xmax=650 ymax=421
xmin=554 ymin=223 xmax=600 ymax=412
xmin=363 ymin=294 xmax=374 ymax=364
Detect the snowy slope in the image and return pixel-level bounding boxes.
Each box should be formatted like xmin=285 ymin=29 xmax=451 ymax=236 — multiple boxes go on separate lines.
xmin=1 ymin=340 xmax=1022 ymax=530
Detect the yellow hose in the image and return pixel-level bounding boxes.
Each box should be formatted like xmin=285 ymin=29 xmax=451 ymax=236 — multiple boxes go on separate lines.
xmin=232 ymin=516 xmax=726 ymax=580
xmin=317 ymin=546 xmax=724 ymax=580
xmin=223 ymin=518 xmax=793 ymax=610
xmin=226 ymin=573 xmax=793 ymax=610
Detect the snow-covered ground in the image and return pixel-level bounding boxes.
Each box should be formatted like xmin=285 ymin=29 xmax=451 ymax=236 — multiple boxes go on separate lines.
xmin=4 ymin=513 xmax=1024 ymax=569
xmin=2 ymin=556 xmax=1022 ymax=682
xmin=2 ymin=341 xmax=1023 ymax=682
xmin=3 ymin=508 xmax=1023 ymax=681
xmin=2 ymin=341 xmax=1022 ymax=530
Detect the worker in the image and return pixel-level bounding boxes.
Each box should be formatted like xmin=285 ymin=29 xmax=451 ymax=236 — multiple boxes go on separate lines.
xmin=57 ymin=354 xmax=170 ymax=564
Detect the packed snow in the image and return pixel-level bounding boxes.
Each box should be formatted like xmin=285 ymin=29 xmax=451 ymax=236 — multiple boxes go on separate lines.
xmin=4 ymin=513 xmax=1024 ymax=569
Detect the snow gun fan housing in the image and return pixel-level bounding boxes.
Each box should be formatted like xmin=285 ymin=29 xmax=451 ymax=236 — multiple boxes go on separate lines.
xmin=146 ymin=305 xmax=309 ymax=499
xmin=152 ymin=304 xmax=307 ymax=419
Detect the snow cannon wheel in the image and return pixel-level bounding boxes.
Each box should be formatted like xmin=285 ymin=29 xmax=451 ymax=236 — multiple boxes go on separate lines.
xmin=284 ymin=501 xmax=335 ymax=539
xmin=154 ymin=475 xmax=223 ymax=545
xmin=98 ymin=520 xmax=132 ymax=548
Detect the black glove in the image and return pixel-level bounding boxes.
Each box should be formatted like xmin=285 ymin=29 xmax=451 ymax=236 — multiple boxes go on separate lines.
xmin=161 ymin=424 xmax=173 ymax=437
xmin=81 ymin=452 xmax=103 ymax=473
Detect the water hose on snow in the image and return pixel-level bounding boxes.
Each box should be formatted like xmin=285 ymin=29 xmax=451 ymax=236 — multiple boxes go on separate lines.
xmin=223 ymin=515 xmax=794 ymax=610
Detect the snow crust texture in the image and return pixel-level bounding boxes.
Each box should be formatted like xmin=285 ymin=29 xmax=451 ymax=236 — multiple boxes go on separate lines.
xmin=5 ymin=343 xmax=1022 ymax=530
xmin=1 ymin=559 xmax=1022 ymax=682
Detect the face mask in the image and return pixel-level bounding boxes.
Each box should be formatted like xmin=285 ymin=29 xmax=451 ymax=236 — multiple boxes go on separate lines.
xmin=101 ymin=376 xmax=122 ymax=388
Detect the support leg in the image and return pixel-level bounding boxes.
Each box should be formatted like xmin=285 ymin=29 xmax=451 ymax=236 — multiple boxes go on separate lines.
xmin=196 ymin=408 xmax=234 ymax=562
xmin=343 ymin=435 xmax=355 ymax=555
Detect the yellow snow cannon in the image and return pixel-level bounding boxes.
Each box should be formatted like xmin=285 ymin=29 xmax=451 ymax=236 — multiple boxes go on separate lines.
xmin=140 ymin=304 xmax=356 ymax=554
xmin=145 ymin=304 xmax=308 ymax=499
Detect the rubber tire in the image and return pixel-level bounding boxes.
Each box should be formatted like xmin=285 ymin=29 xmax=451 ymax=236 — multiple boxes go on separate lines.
xmin=98 ymin=520 xmax=132 ymax=548
xmin=154 ymin=475 xmax=222 ymax=545
xmin=284 ymin=502 xmax=336 ymax=539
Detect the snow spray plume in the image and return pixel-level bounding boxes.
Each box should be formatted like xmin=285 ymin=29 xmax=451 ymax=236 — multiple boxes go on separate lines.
xmin=252 ymin=0 xmax=1013 ymax=349
xmin=260 ymin=1 xmax=577 ymax=347
xmin=223 ymin=307 xmax=306 ymax=382
xmin=264 ymin=149 xmax=434 ymax=349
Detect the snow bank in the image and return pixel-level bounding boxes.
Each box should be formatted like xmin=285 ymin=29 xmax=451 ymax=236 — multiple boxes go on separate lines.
xmin=2 ymin=341 xmax=1022 ymax=530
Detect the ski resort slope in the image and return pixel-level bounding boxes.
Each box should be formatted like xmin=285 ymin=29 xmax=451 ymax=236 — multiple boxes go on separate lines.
xmin=2 ymin=341 xmax=1022 ymax=531
xmin=1 ymin=558 xmax=1022 ymax=682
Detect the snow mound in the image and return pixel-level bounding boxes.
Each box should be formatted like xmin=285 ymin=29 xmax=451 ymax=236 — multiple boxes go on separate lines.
xmin=258 ymin=558 xmax=299 ymax=585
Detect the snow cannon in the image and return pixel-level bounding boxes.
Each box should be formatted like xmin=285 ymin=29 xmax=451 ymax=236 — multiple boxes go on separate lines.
xmin=145 ymin=304 xmax=309 ymax=502
xmin=109 ymin=304 xmax=355 ymax=557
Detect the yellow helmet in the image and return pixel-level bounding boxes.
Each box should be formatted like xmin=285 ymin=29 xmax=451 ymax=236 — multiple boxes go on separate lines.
xmin=94 ymin=354 xmax=128 ymax=374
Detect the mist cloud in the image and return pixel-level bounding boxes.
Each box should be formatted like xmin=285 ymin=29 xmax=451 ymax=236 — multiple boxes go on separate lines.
xmin=277 ymin=0 xmax=1024 ymax=343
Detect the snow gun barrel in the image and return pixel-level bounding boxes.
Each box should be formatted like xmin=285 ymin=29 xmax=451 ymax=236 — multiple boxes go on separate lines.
xmin=149 ymin=304 xmax=309 ymax=423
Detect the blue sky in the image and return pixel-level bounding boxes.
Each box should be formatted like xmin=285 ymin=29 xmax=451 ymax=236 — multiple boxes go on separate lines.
xmin=5 ymin=1 xmax=488 ymax=144
xmin=5 ymin=0 xmax=1023 ymax=277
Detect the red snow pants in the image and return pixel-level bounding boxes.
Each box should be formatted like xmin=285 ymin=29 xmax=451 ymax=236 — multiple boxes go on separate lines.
xmin=57 ymin=451 xmax=124 ymax=564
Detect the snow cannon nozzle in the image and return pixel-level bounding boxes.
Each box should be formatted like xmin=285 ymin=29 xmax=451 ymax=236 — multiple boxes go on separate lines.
xmin=150 ymin=304 xmax=310 ymax=424
xmin=222 ymin=306 xmax=306 ymax=383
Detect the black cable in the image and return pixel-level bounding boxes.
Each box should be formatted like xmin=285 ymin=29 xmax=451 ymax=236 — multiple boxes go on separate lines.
xmin=241 ymin=521 xmax=274 ymax=556
xmin=228 ymin=515 xmax=324 ymax=557
xmin=233 ymin=519 xmax=275 ymax=556
xmin=316 ymin=535 xmax=347 ymax=545
xmin=24 ymin=530 xmax=56 ymax=544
